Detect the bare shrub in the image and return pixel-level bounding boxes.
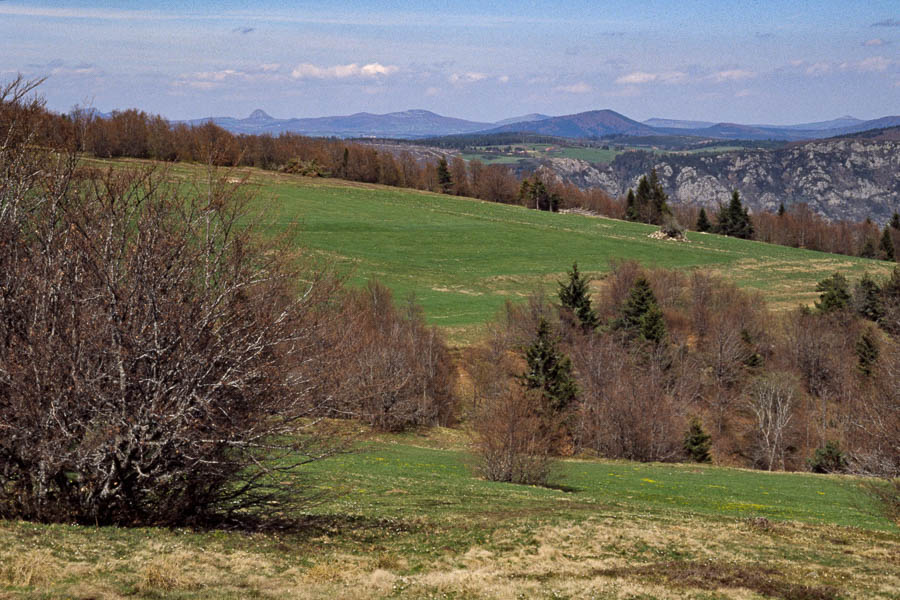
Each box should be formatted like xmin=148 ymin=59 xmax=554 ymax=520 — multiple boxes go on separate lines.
xmin=472 ymin=388 xmax=555 ymax=485
xmin=0 ymin=78 xmax=348 ymax=526
xmin=328 ymin=281 xmax=456 ymax=432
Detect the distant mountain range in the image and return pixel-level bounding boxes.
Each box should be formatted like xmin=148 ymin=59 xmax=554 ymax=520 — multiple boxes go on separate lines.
xmin=178 ymin=107 xmax=900 ymax=142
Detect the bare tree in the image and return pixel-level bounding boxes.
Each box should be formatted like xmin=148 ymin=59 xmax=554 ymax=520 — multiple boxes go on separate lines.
xmin=747 ymin=374 xmax=797 ymax=471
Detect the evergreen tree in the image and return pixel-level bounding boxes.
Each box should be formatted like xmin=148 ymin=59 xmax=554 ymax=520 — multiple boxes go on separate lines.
xmin=617 ymin=276 xmax=666 ymax=343
xmin=436 ymin=157 xmax=453 ymax=194
xmin=647 ymin=169 xmax=670 ymax=224
xmin=696 ymin=207 xmax=711 ymax=232
xmin=521 ymin=318 xmax=578 ymax=414
xmin=880 ymin=226 xmax=895 ymax=261
xmin=715 ymin=190 xmax=753 ymax=239
xmin=558 ymin=262 xmax=599 ymax=332
xmin=519 ymin=176 xmax=559 ymax=212
xmin=860 ymin=237 xmax=877 ymax=259
xmin=815 ymin=272 xmax=851 ymax=313
xmin=640 ymin=302 xmax=667 ymax=344
xmin=853 ymin=273 xmax=884 ymax=322
xmin=856 ymin=328 xmax=879 ymax=376
xmin=891 ymin=211 xmax=900 ymax=230
xmin=683 ymin=417 xmax=712 ymax=463
xmin=634 ymin=175 xmax=652 ymax=222
xmin=624 ymin=188 xmax=637 ymax=221
xmin=777 ymin=202 xmax=786 ymax=217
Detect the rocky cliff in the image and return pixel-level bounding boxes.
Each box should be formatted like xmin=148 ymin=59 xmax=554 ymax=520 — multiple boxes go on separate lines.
xmin=534 ymin=136 xmax=900 ymax=223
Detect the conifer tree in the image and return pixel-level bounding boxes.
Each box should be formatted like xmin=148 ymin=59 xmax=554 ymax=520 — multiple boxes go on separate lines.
xmin=856 ymin=328 xmax=879 ymax=376
xmin=558 ymin=262 xmax=599 ymax=332
xmin=716 ymin=190 xmax=753 ymax=239
xmin=860 ymin=237 xmax=877 ymax=259
xmin=683 ymin=417 xmax=712 ymax=463
xmin=437 ymin=157 xmax=453 ymax=194
xmin=521 ymin=318 xmax=578 ymax=414
xmin=696 ymin=207 xmax=711 ymax=232
xmin=880 ymin=226 xmax=895 ymax=261
xmin=853 ymin=273 xmax=883 ymax=322
xmin=891 ymin=211 xmax=900 ymax=230
xmin=777 ymin=202 xmax=786 ymax=217
xmin=815 ymin=272 xmax=851 ymax=313
xmin=617 ymin=276 xmax=666 ymax=343
xmin=624 ymin=188 xmax=637 ymax=221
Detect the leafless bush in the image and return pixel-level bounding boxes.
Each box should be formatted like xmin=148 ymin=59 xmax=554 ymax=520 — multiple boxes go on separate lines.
xmin=0 ymin=78 xmax=349 ymax=526
xmin=328 ymin=281 xmax=456 ymax=432
xmin=472 ymin=388 xmax=555 ymax=485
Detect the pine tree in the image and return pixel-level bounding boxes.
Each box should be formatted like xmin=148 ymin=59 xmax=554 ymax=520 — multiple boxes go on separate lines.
xmin=856 ymin=328 xmax=879 ymax=376
xmin=860 ymin=237 xmax=877 ymax=259
xmin=777 ymin=202 xmax=786 ymax=217
xmin=880 ymin=226 xmax=895 ymax=261
xmin=815 ymin=272 xmax=851 ymax=313
xmin=617 ymin=276 xmax=666 ymax=343
xmin=521 ymin=318 xmax=578 ymax=414
xmin=624 ymin=188 xmax=637 ymax=221
xmin=853 ymin=272 xmax=884 ymax=322
xmin=558 ymin=262 xmax=599 ymax=332
xmin=634 ymin=175 xmax=652 ymax=222
xmin=647 ymin=169 xmax=670 ymax=224
xmin=437 ymin=157 xmax=453 ymax=194
xmin=716 ymin=190 xmax=753 ymax=239
xmin=683 ymin=417 xmax=712 ymax=463
xmin=696 ymin=207 xmax=711 ymax=232
xmin=891 ymin=211 xmax=900 ymax=230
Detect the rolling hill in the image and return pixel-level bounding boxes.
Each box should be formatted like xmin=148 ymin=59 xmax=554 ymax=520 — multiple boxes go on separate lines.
xmin=140 ymin=161 xmax=892 ymax=340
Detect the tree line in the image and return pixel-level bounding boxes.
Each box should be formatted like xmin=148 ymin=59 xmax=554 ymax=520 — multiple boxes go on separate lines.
xmin=467 ymin=260 xmax=900 ymax=484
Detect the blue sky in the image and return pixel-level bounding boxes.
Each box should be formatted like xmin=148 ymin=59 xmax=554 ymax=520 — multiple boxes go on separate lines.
xmin=2 ymin=1 xmax=899 ymax=123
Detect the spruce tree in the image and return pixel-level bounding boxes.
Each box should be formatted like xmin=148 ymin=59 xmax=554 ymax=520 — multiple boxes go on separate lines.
xmin=683 ymin=417 xmax=712 ymax=463
xmin=856 ymin=328 xmax=879 ymax=376
xmin=634 ymin=175 xmax=652 ymax=222
xmin=625 ymin=189 xmax=637 ymax=221
xmin=437 ymin=157 xmax=453 ymax=194
xmin=617 ymin=276 xmax=666 ymax=343
xmin=716 ymin=190 xmax=753 ymax=239
xmin=853 ymin=273 xmax=883 ymax=322
xmin=696 ymin=207 xmax=711 ymax=232
xmin=777 ymin=202 xmax=786 ymax=217
xmin=521 ymin=318 xmax=578 ymax=414
xmin=880 ymin=226 xmax=895 ymax=261
xmin=647 ymin=169 xmax=670 ymax=224
xmin=558 ymin=262 xmax=599 ymax=332
xmin=815 ymin=272 xmax=851 ymax=313
xmin=891 ymin=211 xmax=900 ymax=230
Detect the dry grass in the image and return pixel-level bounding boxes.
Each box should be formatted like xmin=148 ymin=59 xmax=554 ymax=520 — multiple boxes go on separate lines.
xmin=0 ymin=549 xmax=59 ymax=587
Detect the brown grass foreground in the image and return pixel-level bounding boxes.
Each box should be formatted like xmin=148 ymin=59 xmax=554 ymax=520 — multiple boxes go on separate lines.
xmin=1 ymin=507 xmax=898 ymax=599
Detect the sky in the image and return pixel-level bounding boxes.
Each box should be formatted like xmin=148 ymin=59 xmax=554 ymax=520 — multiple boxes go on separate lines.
xmin=2 ymin=1 xmax=899 ymax=124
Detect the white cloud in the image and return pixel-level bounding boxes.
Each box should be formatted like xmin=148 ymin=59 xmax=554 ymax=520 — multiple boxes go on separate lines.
xmin=291 ymin=62 xmax=398 ymax=79
xmin=615 ymin=71 xmax=687 ymax=85
xmin=857 ymin=56 xmax=892 ymax=72
xmin=864 ymin=38 xmax=887 ymax=47
xmin=555 ymin=82 xmax=592 ymax=93
xmin=425 ymin=86 xmax=440 ymax=96
xmin=498 ymin=75 xmax=510 ymax=83
xmin=707 ymin=69 xmax=756 ymax=82
xmin=449 ymin=72 xmax=488 ymax=83
xmin=259 ymin=63 xmax=281 ymax=72
xmin=616 ymin=71 xmax=657 ymax=84
xmin=805 ymin=62 xmax=832 ymax=75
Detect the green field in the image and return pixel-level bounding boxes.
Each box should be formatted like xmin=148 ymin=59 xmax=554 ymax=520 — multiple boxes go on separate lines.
xmin=236 ymin=168 xmax=889 ymax=339
xmin=3 ymin=434 xmax=897 ymax=598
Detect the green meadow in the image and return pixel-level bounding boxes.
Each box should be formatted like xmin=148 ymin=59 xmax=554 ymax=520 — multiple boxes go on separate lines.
xmin=2 ymin=435 xmax=897 ymax=598
xmin=231 ymin=167 xmax=890 ymax=339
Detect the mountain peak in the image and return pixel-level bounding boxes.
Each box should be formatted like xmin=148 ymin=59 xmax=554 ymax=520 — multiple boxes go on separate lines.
xmin=246 ymin=109 xmax=273 ymax=121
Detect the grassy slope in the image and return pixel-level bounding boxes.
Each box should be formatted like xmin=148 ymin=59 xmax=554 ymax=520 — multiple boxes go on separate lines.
xmin=233 ymin=167 xmax=890 ymax=340
xmin=2 ymin=437 xmax=897 ymax=598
